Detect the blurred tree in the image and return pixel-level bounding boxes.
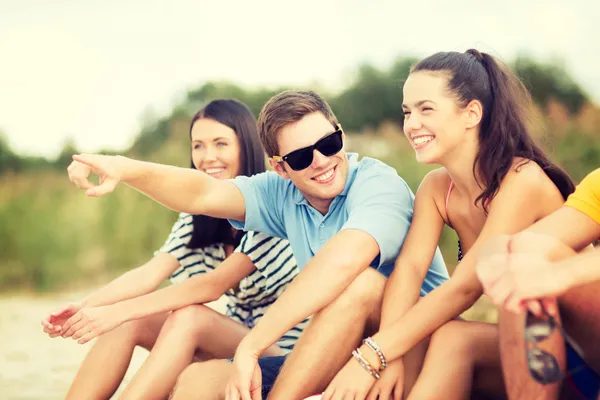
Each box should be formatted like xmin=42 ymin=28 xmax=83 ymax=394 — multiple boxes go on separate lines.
xmin=0 ymin=132 xmax=21 ymax=172
xmin=1 ymin=55 xmax=599 ymax=292
xmin=332 ymin=57 xmax=418 ymax=131
xmin=54 ymin=137 xmax=79 ymax=169
xmin=513 ymin=55 xmax=588 ymax=114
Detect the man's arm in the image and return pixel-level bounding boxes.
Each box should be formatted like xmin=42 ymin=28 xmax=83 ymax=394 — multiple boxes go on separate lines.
xmin=236 ymin=161 xmax=416 ymax=355
xmin=526 ymin=206 xmax=600 ymax=251
xmin=236 ymin=229 xmax=380 ymax=355
xmin=476 ymin=207 xmax=600 ymax=308
xmin=68 ymin=154 xmax=246 ymax=221
xmin=559 ymin=249 xmax=600 ymax=290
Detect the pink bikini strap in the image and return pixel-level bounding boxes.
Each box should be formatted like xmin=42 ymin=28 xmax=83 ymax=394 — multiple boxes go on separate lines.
xmin=445 ymin=181 xmax=454 ymax=226
xmin=445 ymin=181 xmax=454 ymax=214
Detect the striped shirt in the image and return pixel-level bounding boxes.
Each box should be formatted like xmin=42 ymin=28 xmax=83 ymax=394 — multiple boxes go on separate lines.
xmin=157 ymin=213 xmax=308 ymax=352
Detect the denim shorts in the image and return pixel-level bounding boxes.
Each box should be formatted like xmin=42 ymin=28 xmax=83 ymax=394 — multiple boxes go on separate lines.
xmin=225 ymin=356 xmax=286 ymax=399
xmin=257 ymin=356 xmax=287 ymax=399
xmin=565 ymin=342 xmax=600 ymax=399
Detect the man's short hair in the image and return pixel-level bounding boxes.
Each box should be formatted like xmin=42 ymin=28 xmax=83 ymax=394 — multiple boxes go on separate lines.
xmin=257 ymin=90 xmax=339 ymax=157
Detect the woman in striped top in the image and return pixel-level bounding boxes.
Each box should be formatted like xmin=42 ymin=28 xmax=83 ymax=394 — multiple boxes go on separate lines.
xmin=42 ymin=99 xmax=307 ymax=399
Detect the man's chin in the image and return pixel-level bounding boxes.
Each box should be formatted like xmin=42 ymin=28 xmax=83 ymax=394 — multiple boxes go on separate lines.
xmin=314 ymin=182 xmax=344 ymax=199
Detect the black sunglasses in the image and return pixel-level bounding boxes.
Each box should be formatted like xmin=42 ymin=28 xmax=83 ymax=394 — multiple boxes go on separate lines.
xmin=272 ymin=126 xmax=343 ymax=171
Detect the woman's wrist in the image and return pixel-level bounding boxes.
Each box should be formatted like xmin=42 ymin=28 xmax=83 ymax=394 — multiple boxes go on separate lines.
xmin=352 ymin=348 xmax=380 ymax=379
xmin=351 ymin=336 xmax=388 ymax=378
xmin=363 ymin=336 xmax=387 ymax=371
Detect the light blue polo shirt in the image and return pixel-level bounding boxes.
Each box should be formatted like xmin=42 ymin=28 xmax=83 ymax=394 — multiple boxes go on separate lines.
xmin=229 ymin=153 xmax=449 ymax=295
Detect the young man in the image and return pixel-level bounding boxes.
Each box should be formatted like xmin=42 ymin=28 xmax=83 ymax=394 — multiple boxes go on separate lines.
xmin=477 ymin=168 xmax=600 ymax=400
xmin=68 ymin=90 xmax=449 ymax=399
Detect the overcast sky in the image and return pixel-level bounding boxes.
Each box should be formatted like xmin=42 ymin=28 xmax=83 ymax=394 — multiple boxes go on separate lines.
xmin=1 ymin=0 xmax=598 ymax=158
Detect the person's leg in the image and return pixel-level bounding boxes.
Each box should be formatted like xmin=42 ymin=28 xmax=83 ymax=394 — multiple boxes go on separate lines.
xmin=498 ymin=309 xmax=566 ymax=400
xmin=401 ymin=337 xmax=430 ymax=398
xmin=558 ymin=280 xmax=600 ymax=374
xmin=407 ymin=320 xmax=505 ymax=400
xmin=120 ymin=305 xmax=284 ymax=400
xmin=65 ymin=312 xmax=169 ymax=400
xmin=267 ymin=268 xmax=386 ymax=400
xmin=494 ymin=233 xmax=575 ymax=400
xmin=170 ymin=359 xmax=235 ymax=400
xmin=497 ymin=233 xmax=600 ymax=399
xmin=553 ymin=280 xmax=600 ymax=399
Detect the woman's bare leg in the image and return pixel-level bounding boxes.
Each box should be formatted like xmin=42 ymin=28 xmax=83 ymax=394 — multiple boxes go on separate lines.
xmin=119 ymin=305 xmax=284 ymax=400
xmin=407 ymin=320 xmax=505 ymax=400
xmin=65 ymin=312 xmax=169 ymax=400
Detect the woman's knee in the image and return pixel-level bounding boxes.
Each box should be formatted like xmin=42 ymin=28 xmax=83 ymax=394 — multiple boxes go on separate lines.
xmin=163 ymin=304 xmax=217 ymax=338
xmin=98 ymin=316 xmax=157 ymax=346
xmin=429 ymin=321 xmax=479 ymax=357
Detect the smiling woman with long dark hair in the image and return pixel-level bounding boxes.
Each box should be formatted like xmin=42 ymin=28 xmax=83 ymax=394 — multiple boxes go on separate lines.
xmin=42 ymin=99 xmax=308 ymax=399
xmin=323 ymin=49 xmax=574 ymax=400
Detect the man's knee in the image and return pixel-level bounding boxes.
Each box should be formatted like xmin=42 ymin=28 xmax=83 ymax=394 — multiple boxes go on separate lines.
xmin=336 ymin=268 xmax=385 ymax=309
xmin=171 ymin=360 xmax=232 ymax=400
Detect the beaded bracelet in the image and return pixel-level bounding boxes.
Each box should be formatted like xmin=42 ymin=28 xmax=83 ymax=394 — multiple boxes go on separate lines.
xmin=351 ymin=348 xmax=381 ymax=379
xmin=363 ymin=337 xmax=387 ymax=371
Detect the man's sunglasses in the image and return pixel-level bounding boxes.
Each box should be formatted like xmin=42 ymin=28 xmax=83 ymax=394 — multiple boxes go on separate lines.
xmin=272 ymin=126 xmax=343 ymax=171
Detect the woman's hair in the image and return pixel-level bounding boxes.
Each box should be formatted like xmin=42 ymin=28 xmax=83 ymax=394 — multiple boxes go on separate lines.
xmin=186 ymin=99 xmax=266 ymax=249
xmin=411 ymin=49 xmax=574 ymax=211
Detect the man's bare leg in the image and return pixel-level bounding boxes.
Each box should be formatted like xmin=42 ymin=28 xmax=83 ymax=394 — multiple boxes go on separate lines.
xmin=499 ymin=309 xmax=565 ymax=400
xmin=558 ymin=281 xmax=600 ymax=374
xmin=170 ymin=360 xmax=235 ymax=400
xmin=498 ymin=234 xmax=600 ymax=399
xmin=267 ymin=268 xmax=386 ymax=399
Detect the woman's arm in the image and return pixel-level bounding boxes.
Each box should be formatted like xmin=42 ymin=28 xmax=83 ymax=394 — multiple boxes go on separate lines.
xmin=117 ymin=252 xmax=255 ymax=321
xmin=42 ymin=252 xmax=179 ymax=337
xmin=80 ymin=252 xmax=180 ymax=308
xmin=60 ymin=252 xmax=256 ymax=342
xmin=365 ymin=164 xmax=565 ymax=365
xmin=380 ymin=171 xmax=446 ymax=328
